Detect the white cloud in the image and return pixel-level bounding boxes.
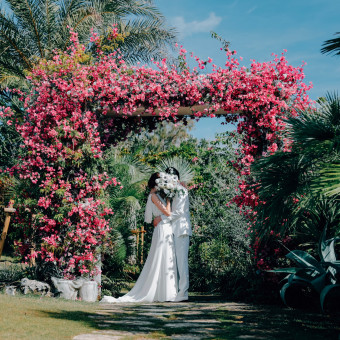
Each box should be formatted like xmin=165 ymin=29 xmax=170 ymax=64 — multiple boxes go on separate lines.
xmin=247 ymin=6 xmax=257 ymax=14
xmin=171 ymin=12 xmax=222 ymax=38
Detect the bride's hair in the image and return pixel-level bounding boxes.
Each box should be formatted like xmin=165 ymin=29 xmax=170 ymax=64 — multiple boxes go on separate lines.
xmin=148 ymin=172 xmax=160 ymax=189
xmin=165 ymin=167 xmax=180 ymax=180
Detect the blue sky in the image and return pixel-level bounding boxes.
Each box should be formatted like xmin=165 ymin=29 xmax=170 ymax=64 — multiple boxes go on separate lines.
xmin=156 ymin=0 xmax=340 ymax=139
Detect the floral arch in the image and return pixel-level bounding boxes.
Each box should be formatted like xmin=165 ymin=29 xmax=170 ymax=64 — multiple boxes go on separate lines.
xmin=1 ymin=29 xmax=312 ymax=276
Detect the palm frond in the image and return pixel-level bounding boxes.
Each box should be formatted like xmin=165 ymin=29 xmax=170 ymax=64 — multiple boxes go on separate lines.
xmin=312 ymin=162 xmax=340 ymax=197
xmin=100 ymin=0 xmax=164 ymax=21
xmin=286 ymin=92 xmax=340 ymax=156
xmin=0 ymin=0 xmax=176 ymax=88
xmin=252 ymin=151 xmax=315 ymax=237
xmin=0 ymin=10 xmax=35 ymax=69
xmin=321 ymin=92 xmax=340 ymax=127
xmin=0 ymin=65 xmax=29 ymax=88
xmin=321 ymin=32 xmax=340 ymax=56
xmin=253 ymin=92 xmax=340 ymax=241
xmin=106 ymin=149 xmax=152 ymax=184
xmin=5 ymin=0 xmax=47 ymax=57
xmin=117 ymin=18 xmax=176 ymax=63
xmin=155 ymin=156 xmax=194 ymax=183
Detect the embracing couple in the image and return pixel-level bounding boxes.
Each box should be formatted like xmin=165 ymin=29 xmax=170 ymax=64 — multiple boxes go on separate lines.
xmin=102 ymin=167 xmax=191 ymax=303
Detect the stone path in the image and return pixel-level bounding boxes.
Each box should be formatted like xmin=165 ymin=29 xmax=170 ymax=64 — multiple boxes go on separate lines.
xmin=74 ymin=295 xmax=340 ymax=340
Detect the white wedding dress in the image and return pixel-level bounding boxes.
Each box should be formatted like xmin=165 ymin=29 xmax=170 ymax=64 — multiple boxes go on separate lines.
xmin=101 ymin=194 xmax=177 ymax=303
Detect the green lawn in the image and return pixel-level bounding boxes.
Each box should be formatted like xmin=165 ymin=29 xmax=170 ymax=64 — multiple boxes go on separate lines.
xmin=0 ymin=294 xmax=99 ymax=340
xmin=1 ymin=292 xmax=339 ymax=339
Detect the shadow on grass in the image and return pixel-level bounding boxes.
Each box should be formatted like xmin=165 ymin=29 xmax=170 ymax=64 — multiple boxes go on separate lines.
xmin=38 ymin=310 xmax=99 ymax=329
xmin=212 ymin=304 xmax=340 ymax=340
xmin=38 ymin=297 xmax=340 ymax=340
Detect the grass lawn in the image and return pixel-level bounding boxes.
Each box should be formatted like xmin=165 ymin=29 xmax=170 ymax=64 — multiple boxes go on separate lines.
xmin=0 ymin=294 xmax=99 ymax=340
xmin=1 ymin=292 xmax=339 ymax=340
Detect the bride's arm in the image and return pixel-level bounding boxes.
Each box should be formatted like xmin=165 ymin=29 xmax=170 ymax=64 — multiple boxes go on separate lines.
xmin=151 ymin=194 xmax=171 ymax=217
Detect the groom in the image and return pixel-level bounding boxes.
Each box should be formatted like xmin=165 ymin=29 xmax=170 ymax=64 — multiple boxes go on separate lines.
xmin=153 ymin=167 xmax=192 ymax=302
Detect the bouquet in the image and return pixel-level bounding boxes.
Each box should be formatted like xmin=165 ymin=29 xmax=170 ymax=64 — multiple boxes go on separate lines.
xmin=155 ymin=172 xmax=182 ymax=198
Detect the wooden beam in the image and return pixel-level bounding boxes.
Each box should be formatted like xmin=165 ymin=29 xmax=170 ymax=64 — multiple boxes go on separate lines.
xmin=105 ymin=105 xmax=240 ymax=117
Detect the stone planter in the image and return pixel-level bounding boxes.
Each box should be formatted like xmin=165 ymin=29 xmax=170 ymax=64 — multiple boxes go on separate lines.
xmin=5 ymin=285 xmax=16 ymax=296
xmin=51 ymin=277 xmax=82 ymax=300
xmin=79 ymin=280 xmax=98 ymax=302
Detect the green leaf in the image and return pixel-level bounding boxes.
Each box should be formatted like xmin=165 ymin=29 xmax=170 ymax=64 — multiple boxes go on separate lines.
xmin=54 ymin=214 xmax=64 ymax=222
xmin=267 ymin=267 xmax=300 ymax=274
xmin=286 ymin=268 xmax=326 ymax=293
xmin=286 ymin=250 xmax=324 ymax=273
xmin=321 ymin=261 xmax=340 ymax=282
xmin=320 ymin=284 xmax=340 ymax=312
xmin=312 ymin=162 xmax=340 ymax=197
xmin=280 ymin=281 xmax=313 ymax=306
xmin=280 ymin=282 xmax=290 ymax=306
xmin=319 ymin=225 xmax=338 ymax=263
xmin=310 ymin=273 xmax=327 ymax=293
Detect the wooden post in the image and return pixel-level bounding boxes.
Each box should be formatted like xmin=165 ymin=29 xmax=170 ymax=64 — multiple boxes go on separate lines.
xmin=131 ymin=226 xmax=147 ymax=264
xmin=0 ymin=199 xmax=16 ymax=258
xmin=29 ymin=247 xmax=36 ymax=267
xmin=130 ymin=229 xmax=139 ymax=265
xmin=136 ymin=231 xmax=140 ymax=256
xmin=140 ymin=226 xmax=146 ymax=264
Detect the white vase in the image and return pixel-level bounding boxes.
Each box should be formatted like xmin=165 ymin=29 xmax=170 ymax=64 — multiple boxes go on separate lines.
xmin=79 ymin=280 xmax=98 ymax=302
xmin=51 ymin=277 xmax=81 ymax=300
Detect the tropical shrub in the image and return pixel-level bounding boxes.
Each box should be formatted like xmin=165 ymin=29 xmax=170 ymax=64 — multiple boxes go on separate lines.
xmin=102 ymin=148 xmax=151 ymax=278
xmin=252 ymin=93 xmax=340 ymax=239
xmin=251 ymin=93 xmax=340 ymax=259
xmin=247 ymin=93 xmax=340 ymax=303
xmin=0 ymin=263 xmax=25 ymax=287
xmin=187 ymin=133 xmax=252 ymax=296
xmin=270 ymin=226 xmax=340 ymax=312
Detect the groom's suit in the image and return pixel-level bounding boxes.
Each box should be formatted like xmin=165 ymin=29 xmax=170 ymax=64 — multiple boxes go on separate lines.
xmin=161 ymin=184 xmax=191 ymax=301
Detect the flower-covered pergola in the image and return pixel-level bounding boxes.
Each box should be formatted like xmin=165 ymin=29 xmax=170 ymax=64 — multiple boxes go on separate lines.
xmin=1 ymin=28 xmax=312 ymax=276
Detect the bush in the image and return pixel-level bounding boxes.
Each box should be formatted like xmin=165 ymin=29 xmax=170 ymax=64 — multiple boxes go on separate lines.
xmin=187 ymin=133 xmax=253 ymax=297
xmin=0 ymin=263 xmax=25 ymax=286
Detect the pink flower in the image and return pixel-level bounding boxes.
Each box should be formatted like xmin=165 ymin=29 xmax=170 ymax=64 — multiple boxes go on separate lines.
xmin=267 ymin=143 xmax=278 ymax=153
xmin=8 ymin=26 xmax=312 ymax=275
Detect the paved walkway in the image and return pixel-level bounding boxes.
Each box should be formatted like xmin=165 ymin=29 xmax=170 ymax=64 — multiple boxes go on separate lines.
xmin=74 ymin=296 xmax=339 ymax=340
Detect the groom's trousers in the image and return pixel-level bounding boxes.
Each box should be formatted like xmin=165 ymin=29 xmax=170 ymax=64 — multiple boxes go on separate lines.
xmin=174 ymin=234 xmax=190 ymax=300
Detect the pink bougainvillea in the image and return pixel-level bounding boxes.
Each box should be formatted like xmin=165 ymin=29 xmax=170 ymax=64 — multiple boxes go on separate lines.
xmin=1 ymin=28 xmax=312 ymax=276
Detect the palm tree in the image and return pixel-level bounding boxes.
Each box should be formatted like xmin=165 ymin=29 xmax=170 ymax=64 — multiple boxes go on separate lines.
xmin=321 ymin=32 xmax=340 ymax=56
xmin=0 ymin=0 xmax=176 ymax=88
xmin=252 ymin=92 xmax=340 ymax=241
xmin=105 ymin=147 xmax=152 ymax=262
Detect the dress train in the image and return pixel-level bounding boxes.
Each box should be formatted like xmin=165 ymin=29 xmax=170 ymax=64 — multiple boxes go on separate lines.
xmin=101 ymin=220 xmax=177 ymax=303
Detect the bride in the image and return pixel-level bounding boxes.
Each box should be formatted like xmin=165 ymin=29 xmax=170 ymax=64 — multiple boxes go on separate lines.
xmin=101 ymin=172 xmax=178 ymax=303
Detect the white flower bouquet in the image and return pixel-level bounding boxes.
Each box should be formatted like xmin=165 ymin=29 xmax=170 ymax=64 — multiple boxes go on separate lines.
xmin=155 ymin=172 xmax=181 ymax=198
